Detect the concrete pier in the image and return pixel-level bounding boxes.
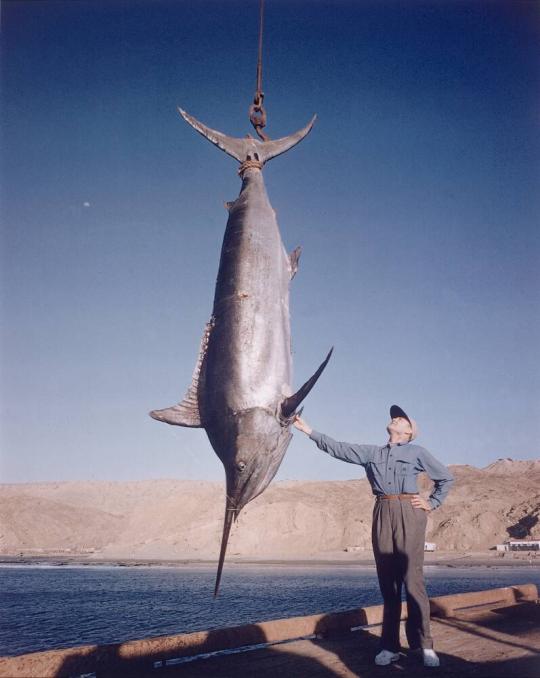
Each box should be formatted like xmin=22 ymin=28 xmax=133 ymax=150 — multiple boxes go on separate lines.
xmin=1 ymin=584 xmax=538 ymax=677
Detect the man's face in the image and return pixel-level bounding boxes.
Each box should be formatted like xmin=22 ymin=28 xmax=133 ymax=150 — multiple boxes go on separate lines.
xmin=387 ymin=416 xmax=412 ymax=438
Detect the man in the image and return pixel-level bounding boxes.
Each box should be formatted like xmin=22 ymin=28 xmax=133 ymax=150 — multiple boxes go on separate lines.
xmin=294 ymin=405 xmax=454 ymax=668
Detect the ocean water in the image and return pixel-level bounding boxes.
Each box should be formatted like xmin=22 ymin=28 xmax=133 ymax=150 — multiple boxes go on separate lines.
xmin=1 ymin=564 xmax=539 ymax=656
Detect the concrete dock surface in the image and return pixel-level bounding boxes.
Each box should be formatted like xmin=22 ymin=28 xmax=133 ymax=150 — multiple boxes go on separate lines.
xmin=157 ymin=601 xmax=539 ymax=677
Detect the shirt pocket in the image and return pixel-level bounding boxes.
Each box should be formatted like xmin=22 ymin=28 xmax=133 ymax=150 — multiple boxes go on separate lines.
xmin=395 ymin=458 xmax=413 ymax=475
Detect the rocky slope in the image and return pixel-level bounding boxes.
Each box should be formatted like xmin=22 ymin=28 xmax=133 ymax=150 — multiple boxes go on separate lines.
xmin=1 ymin=460 xmax=538 ymax=558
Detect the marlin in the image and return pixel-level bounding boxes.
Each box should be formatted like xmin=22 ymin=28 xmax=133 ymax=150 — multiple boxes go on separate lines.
xmin=150 ymin=109 xmax=332 ymax=595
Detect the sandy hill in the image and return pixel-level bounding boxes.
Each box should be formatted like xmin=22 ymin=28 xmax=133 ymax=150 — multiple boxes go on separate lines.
xmin=1 ymin=460 xmax=539 ymax=559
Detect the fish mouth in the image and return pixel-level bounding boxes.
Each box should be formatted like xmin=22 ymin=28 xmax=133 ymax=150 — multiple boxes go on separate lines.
xmin=214 ymin=495 xmax=237 ymax=597
xmin=212 ymin=476 xmax=256 ymax=597
xmin=213 ymin=462 xmax=278 ymax=597
xmin=213 ymin=427 xmax=292 ymax=596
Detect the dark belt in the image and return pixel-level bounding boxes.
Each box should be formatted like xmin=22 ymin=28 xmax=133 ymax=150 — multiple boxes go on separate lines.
xmin=377 ymin=493 xmax=417 ymax=500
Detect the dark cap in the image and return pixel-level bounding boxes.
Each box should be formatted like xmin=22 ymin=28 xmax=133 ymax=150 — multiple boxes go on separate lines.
xmin=389 ymin=405 xmax=418 ymax=440
xmin=390 ymin=405 xmax=409 ymax=421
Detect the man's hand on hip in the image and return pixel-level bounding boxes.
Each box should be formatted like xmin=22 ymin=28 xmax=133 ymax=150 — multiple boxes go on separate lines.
xmin=411 ymin=495 xmax=432 ymax=511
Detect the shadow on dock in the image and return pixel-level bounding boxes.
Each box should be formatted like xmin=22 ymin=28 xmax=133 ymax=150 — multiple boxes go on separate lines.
xmin=53 ymin=619 xmax=479 ymax=678
xmin=1 ymin=584 xmax=538 ymax=677
xmin=150 ymin=608 xmax=539 ymax=678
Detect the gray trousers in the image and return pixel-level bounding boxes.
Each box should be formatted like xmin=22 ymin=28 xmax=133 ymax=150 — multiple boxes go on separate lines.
xmin=372 ymin=497 xmax=434 ymax=652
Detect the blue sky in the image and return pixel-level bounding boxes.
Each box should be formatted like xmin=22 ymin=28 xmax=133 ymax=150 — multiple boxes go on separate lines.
xmin=1 ymin=0 xmax=539 ymax=483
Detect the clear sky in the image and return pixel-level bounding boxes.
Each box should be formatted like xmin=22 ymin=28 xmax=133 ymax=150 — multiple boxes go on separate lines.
xmin=1 ymin=0 xmax=539 ymax=484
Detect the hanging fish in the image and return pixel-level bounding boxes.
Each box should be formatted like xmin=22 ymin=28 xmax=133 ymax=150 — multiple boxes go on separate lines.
xmin=150 ymin=109 xmax=332 ymax=595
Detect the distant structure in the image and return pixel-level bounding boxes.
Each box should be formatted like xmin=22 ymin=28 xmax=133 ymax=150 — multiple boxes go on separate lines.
xmin=345 ymin=542 xmax=437 ymax=553
xmin=496 ymin=539 xmax=540 ymax=552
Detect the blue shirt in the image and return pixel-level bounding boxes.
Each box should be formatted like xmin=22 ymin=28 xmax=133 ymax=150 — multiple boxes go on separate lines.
xmin=309 ymin=431 xmax=454 ymax=509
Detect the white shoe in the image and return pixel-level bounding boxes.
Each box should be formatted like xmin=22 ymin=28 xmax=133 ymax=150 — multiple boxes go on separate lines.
xmin=422 ymin=649 xmax=440 ymax=667
xmin=374 ymin=649 xmax=400 ymax=665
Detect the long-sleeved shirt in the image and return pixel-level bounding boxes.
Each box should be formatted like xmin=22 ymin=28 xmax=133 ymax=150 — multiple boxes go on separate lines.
xmin=309 ymin=431 xmax=454 ymax=509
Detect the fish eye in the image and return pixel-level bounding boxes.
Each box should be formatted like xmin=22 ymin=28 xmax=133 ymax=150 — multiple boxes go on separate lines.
xmin=237 ymin=461 xmax=246 ymax=472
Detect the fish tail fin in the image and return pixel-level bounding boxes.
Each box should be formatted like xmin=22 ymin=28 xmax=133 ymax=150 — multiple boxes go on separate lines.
xmin=179 ymin=108 xmax=316 ymax=166
xmin=259 ymin=116 xmax=316 ymax=163
xmin=179 ymin=108 xmax=246 ymax=162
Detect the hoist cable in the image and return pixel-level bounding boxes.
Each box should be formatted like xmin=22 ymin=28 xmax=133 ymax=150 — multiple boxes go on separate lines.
xmin=249 ymin=0 xmax=269 ymax=141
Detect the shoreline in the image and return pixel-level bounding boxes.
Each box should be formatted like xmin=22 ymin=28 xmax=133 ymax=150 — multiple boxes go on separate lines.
xmin=1 ymin=551 xmax=538 ymax=569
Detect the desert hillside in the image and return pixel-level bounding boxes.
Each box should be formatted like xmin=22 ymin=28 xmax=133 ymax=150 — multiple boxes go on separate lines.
xmin=1 ymin=459 xmax=539 ymax=559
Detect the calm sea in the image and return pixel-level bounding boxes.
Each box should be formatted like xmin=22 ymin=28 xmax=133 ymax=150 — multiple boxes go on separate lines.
xmin=1 ymin=564 xmax=539 ymax=656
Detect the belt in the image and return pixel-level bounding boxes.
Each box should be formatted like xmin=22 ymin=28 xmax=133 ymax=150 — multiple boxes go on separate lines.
xmin=377 ymin=493 xmax=417 ymax=500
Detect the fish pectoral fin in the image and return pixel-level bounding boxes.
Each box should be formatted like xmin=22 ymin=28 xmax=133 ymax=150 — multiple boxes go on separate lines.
xmin=281 ymin=347 xmax=334 ymax=418
xmin=149 ymin=318 xmax=214 ymax=428
xmin=289 ymin=246 xmax=301 ymax=280
xmin=150 ymin=402 xmax=201 ymax=428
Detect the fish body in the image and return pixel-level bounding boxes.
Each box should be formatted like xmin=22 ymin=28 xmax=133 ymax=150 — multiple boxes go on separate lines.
xmin=151 ymin=110 xmax=331 ymax=593
xmin=203 ymin=167 xmax=294 ymax=512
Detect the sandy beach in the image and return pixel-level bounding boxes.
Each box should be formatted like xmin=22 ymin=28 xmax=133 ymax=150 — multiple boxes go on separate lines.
xmin=1 ymin=549 xmax=539 ymax=571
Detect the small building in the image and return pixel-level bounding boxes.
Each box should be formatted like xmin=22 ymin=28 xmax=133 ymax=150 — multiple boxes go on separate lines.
xmin=508 ymin=540 xmax=540 ymax=552
xmin=495 ymin=540 xmax=540 ymax=552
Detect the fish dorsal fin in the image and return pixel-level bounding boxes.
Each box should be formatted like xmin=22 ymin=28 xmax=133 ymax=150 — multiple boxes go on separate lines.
xmin=179 ymin=108 xmax=316 ymax=165
xmin=281 ymin=347 xmax=334 ymax=419
xmin=289 ymin=246 xmax=301 ymax=280
xmin=149 ymin=318 xmax=214 ymax=428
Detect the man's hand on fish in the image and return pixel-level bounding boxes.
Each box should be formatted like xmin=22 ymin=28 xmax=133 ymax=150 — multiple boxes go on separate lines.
xmin=293 ymin=415 xmax=312 ymax=436
xmin=411 ymin=495 xmax=432 ymax=511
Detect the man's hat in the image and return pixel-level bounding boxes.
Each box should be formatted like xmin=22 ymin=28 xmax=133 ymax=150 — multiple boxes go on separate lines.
xmin=390 ymin=405 xmax=418 ymax=441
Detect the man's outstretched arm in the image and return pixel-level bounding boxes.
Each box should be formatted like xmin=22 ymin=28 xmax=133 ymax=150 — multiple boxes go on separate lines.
xmin=293 ymin=415 xmax=377 ymax=467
